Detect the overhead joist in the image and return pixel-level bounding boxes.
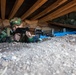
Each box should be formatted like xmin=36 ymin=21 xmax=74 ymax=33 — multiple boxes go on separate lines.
xmin=31 ymin=0 xmax=67 ymax=20
xmin=21 ymin=0 xmax=47 ymax=20
xmin=50 ymin=22 xmax=76 ymax=29
xmin=9 ymin=0 xmax=24 ymax=19
xmin=1 ymin=0 xmax=6 ymax=19
xmin=48 ymin=5 xmax=76 ymax=21
xmin=39 ymin=0 xmax=76 ymax=22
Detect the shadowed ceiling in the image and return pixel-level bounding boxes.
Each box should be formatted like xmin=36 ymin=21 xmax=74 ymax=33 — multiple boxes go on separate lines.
xmin=0 ymin=0 xmax=76 ymax=24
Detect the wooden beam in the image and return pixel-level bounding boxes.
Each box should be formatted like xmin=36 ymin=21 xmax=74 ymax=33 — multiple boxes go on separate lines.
xmin=39 ymin=0 xmax=76 ymax=22
xmin=1 ymin=0 xmax=6 ymax=19
xmin=50 ymin=22 xmax=76 ymax=29
xmin=21 ymin=0 xmax=47 ymax=20
xmin=0 ymin=0 xmax=1 ymax=8
xmin=49 ymin=6 xmax=76 ymax=21
xmin=9 ymin=0 xmax=24 ymax=19
xmin=31 ymin=0 xmax=67 ymax=20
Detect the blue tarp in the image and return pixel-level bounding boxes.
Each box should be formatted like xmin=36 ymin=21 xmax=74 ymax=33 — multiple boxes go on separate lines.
xmin=39 ymin=31 xmax=76 ymax=39
xmin=40 ymin=35 xmax=49 ymax=39
xmin=54 ymin=31 xmax=76 ymax=37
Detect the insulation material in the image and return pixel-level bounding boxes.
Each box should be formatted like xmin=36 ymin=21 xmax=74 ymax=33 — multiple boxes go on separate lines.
xmin=38 ymin=22 xmax=48 ymax=27
xmin=3 ymin=19 xmax=10 ymax=27
xmin=25 ymin=20 xmax=38 ymax=28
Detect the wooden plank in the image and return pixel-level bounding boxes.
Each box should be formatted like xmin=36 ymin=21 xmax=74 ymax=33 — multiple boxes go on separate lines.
xmin=0 ymin=0 xmax=1 ymax=8
xmin=39 ymin=0 xmax=76 ymax=22
xmin=21 ymin=0 xmax=47 ymax=20
xmin=25 ymin=20 xmax=38 ymax=28
xmin=1 ymin=0 xmax=6 ymax=19
xmin=31 ymin=0 xmax=67 ymax=20
xmin=9 ymin=0 xmax=24 ymax=19
xmin=49 ymin=6 xmax=76 ymax=21
xmin=50 ymin=22 xmax=76 ymax=29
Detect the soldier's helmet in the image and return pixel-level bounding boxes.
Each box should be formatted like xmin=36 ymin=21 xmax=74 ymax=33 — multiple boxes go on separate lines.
xmin=10 ymin=17 xmax=22 ymax=26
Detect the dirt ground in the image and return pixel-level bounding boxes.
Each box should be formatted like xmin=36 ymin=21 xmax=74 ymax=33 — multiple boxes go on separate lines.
xmin=0 ymin=35 xmax=76 ymax=75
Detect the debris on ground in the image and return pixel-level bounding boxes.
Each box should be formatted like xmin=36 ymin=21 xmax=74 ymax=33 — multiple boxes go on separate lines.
xmin=0 ymin=35 xmax=76 ymax=75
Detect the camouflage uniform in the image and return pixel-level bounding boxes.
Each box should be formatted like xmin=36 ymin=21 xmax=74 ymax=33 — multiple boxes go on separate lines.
xmin=0 ymin=28 xmax=11 ymax=42
xmin=0 ymin=17 xmax=22 ymax=43
xmin=10 ymin=17 xmax=22 ymax=42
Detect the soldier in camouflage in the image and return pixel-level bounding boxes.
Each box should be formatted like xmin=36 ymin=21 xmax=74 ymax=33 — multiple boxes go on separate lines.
xmin=0 ymin=17 xmax=22 ymax=43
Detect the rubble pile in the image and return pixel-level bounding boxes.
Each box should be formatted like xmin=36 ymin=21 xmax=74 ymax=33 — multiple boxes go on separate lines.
xmin=0 ymin=35 xmax=76 ymax=75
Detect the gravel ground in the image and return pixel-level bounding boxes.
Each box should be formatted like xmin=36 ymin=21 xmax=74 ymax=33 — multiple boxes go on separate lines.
xmin=0 ymin=35 xmax=76 ymax=75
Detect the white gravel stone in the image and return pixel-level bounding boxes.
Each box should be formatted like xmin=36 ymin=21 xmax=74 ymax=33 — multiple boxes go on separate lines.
xmin=0 ymin=35 xmax=76 ymax=75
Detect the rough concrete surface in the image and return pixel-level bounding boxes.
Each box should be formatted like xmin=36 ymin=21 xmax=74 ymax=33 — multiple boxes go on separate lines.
xmin=0 ymin=35 xmax=76 ymax=75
